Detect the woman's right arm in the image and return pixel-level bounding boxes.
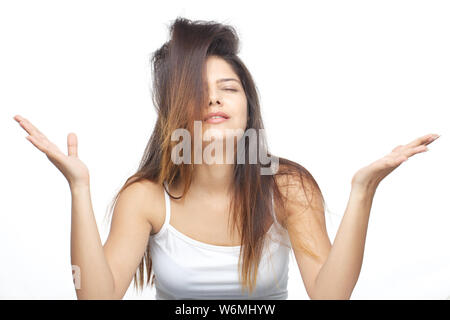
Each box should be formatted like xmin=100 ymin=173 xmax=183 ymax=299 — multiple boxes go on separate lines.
xmin=14 ymin=115 xmax=153 ymax=300
xmin=70 ymin=184 xmax=116 ymax=299
xmin=71 ymin=181 xmax=153 ymax=300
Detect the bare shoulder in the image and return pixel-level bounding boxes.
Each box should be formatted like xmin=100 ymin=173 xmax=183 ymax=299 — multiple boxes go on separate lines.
xmin=274 ymin=164 xmax=330 ymax=299
xmin=274 ymin=163 xmax=324 ymax=225
xmin=121 ymin=179 xmax=166 ymax=236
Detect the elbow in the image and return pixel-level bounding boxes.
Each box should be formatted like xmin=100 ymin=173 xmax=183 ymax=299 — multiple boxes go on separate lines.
xmin=75 ymin=288 xmax=122 ymax=300
xmin=309 ymin=276 xmax=355 ymax=300
xmin=76 ymin=293 xmax=122 ymax=300
xmin=308 ymin=286 xmax=352 ymax=300
xmin=309 ymin=293 xmax=352 ymax=300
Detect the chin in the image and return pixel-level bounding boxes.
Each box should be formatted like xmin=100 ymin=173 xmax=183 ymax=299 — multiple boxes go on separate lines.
xmin=203 ymin=126 xmax=246 ymax=140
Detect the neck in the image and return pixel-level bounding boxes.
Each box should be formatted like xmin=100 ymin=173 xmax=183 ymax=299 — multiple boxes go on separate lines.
xmin=171 ymin=138 xmax=237 ymax=197
xmin=190 ymin=162 xmax=234 ymax=196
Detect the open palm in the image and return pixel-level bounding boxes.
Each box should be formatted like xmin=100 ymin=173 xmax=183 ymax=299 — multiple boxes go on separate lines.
xmin=352 ymin=133 xmax=440 ymax=190
xmin=14 ymin=115 xmax=90 ymax=188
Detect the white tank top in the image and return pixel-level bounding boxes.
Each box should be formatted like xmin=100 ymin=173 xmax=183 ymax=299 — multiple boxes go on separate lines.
xmin=148 ymin=181 xmax=292 ymax=300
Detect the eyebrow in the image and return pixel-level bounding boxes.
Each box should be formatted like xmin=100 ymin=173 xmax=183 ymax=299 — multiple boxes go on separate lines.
xmin=216 ymin=78 xmax=241 ymax=84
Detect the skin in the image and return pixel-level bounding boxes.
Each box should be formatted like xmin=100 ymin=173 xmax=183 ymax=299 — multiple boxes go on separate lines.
xmin=166 ymin=55 xmax=251 ymax=244
xmin=189 ymin=55 xmax=248 ymax=196
xmin=287 ymin=133 xmax=440 ymax=299
xmin=13 ymin=55 xmax=440 ymax=299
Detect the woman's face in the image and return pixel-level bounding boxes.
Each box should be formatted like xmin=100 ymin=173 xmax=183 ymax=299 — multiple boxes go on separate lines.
xmin=202 ymin=56 xmax=248 ymax=143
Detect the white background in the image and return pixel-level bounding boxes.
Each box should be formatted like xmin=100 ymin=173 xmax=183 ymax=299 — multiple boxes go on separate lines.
xmin=1 ymin=0 xmax=449 ymax=299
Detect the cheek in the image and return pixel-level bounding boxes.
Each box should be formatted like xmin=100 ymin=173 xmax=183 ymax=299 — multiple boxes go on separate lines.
xmin=229 ymin=117 xmax=246 ymax=132
xmin=233 ymin=97 xmax=248 ymax=128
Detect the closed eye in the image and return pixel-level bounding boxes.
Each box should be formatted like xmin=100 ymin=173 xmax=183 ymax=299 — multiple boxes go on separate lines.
xmin=224 ymin=89 xmax=238 ymax=92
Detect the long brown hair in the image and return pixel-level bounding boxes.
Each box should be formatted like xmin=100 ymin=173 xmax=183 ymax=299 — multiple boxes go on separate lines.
xmin=104 ymin=17 xmax=327 ymax=295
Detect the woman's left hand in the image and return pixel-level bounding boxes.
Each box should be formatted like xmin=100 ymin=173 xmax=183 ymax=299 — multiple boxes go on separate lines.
xmin=351 ymin=133 xmax=440 ymax=191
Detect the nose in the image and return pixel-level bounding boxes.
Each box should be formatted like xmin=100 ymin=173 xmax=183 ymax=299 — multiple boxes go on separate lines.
xmin=209 ymin=98 xmax=222 ymax=107
xmin=208 ymin=89 xmax=222 ymax=107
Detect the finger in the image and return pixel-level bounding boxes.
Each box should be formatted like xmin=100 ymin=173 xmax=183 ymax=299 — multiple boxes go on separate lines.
xmin=403 ymin=144 xmax=429 ymax=159
xmin=25 ymin=135 xmax=49 ymax=154
xmin=424 ymin=134 xmax=440 ymax=145
xmin=25 ymin=134 xmax=65 ymax=161
xmin=67 ymin=133 xmax=78 ymax=157
xmin=15 ymin=116 xmax=47 ymax=139
xmin=406 ymin=133 xmax=439 ymax=148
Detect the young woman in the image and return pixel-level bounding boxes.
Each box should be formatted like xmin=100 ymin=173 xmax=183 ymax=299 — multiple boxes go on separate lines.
xmin=13 ymin=17 xmax=439 ymax=300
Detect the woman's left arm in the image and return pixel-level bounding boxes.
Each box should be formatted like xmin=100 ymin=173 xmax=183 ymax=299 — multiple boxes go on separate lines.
xmin=289 ymin=133 xmax=440 ymax=299
xmin=313 ymin=133 xmax=440 ymax=299
xmin=311 ymin=182 xmax=375 ymax=299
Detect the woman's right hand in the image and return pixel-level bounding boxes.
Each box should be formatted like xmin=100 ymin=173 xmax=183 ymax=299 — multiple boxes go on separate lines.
xmin=14 ymin=115 xmax=90 ymax=188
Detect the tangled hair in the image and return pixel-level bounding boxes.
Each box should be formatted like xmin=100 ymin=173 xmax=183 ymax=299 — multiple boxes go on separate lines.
xmin=104 ymin=17 xmax=327 ymax=295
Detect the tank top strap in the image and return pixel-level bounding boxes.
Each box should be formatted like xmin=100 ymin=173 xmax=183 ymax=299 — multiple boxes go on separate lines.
xmin=161 ymin=180 xmax=172 ymax=231
xmin=271 ymin=188 xmax=280 ymax=226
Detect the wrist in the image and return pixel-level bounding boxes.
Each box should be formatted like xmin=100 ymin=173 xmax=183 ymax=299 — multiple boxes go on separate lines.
xmin=69 ymin=182 xmax=90 ymax=193
xmin=351 ymin=174 xmax=380 ymax=193
xmin=350 ymin=180 xmax=378 ymax=197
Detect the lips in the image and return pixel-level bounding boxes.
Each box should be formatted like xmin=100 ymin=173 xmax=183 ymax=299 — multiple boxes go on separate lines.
xmin=203 ymin=111 xmax=230 ymax=122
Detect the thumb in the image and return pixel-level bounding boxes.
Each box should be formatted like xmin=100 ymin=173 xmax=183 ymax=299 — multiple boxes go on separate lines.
xmin=67 ymin=132 xmax=78 ymax=157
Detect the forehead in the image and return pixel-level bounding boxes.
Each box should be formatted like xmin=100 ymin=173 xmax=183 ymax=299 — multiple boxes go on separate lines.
xmin=205 ymin=56 xmax=239 ymax=81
